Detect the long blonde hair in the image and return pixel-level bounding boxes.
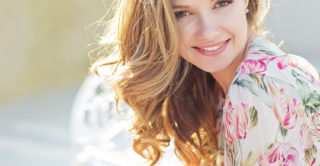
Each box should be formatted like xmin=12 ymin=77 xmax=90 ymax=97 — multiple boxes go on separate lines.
xmin=92 ymin=0 xmax=270 ymax=165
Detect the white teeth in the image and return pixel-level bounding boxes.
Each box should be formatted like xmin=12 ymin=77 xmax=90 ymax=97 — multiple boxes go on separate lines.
xmin=201 ymin=44 xmax=222 ymax=51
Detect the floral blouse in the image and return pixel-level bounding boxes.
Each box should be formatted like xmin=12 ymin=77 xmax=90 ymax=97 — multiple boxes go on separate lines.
xmin=216 ymin=36 xmax=320 ymax=166
xmin=71 ymin=36 xmax=320 ymax=166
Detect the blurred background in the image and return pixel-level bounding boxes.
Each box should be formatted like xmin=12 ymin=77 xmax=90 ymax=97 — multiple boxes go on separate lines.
xmin=0 ymin=0 xmax=319 ymax=165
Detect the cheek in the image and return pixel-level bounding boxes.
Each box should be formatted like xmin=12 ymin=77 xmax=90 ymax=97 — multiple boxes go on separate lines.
xmin=177 ymin=22 xmax=193 ymax=43
xmin=222 ymin=2 xmax=248 ymax=33
xmin=234 ymin=16 xmax=248 ymax=50
xmin=177 ymin=24 xmax=193 ymax=56
xmin=223 ymin=10 xmax=248 ymax=49
xmin=225 ymin=10 xmax=247 ymax=33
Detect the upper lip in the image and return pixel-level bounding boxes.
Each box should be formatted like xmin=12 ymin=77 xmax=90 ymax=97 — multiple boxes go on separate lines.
xmin=194 ymin=39 xmax=230 ymax=49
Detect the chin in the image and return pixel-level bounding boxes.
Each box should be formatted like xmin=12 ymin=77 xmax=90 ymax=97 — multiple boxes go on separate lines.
xmin=197 ymin=65 xmax=225 ymax=73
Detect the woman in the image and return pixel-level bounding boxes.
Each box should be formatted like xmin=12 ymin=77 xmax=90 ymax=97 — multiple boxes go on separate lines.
xmin=92 ymin=0 xmax=320 ymax=165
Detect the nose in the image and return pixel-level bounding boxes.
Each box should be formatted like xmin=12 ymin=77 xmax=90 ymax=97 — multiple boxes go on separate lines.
xmin=195 ymin=15 xmax=221 ymax=42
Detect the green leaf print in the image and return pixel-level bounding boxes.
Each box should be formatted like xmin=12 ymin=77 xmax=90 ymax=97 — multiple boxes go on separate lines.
xmin=234 ymin=79 xmax=258 ymax=96
xmin=248 ymin=106 xmax=258 ymax=129
xmin=291 ymin=62 xmax=318 ymax=84
xmin=291 ymin=69 xmax=300 ymax=78
xmin=295 ymin=77 xmax=310 ymax=96
xmin=292 ymin=70 xmax=320 ymax=115
xmin=303 ymin=91 xmax=320 ymax=115
xmin=234 ymin=76 xmax=272 ymax=108
xmin=226 ymin=140 xmax=237 ymax=166
xmin=292 ymin=69 xmax=316 ymax=94
xmin=259 ymin=49 xmax=276 ymax=56
xmin=267 ymin=143 xmax=274 ymax=149
xmin=248 ymin=74 xmax=261 ymax=84
xmin=260 ymin=76 xmax=269 ymax=94
xmin=279 ymin=124 xmax=288 ymax=137
xmin=305 ymin=145 xmax=317 ymax=164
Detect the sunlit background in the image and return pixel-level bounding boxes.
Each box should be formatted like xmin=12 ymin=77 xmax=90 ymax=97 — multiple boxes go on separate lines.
xmin=0 ymin=0 xmax=319 ymax=165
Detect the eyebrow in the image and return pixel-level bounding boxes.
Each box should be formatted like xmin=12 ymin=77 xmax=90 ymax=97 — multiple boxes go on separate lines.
xmin=172 ymin=4 xmax=190 ymax=9
xmin=172 ymin=0 xmax=218 ymax=9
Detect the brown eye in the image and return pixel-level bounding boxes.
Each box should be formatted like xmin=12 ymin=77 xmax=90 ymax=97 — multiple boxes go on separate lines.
xmin=215 ymin=0 xmax=232 ymax=8
xmin=174 ymin=11 xmax=191 ymax=19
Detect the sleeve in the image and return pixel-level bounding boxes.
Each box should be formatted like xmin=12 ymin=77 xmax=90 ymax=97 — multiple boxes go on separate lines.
xmin=223 ymin=55 xmax=320 ymax=166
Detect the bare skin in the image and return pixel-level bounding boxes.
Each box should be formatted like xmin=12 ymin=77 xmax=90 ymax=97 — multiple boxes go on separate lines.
xmin=211 ymin=28 xmax=257 ymax=94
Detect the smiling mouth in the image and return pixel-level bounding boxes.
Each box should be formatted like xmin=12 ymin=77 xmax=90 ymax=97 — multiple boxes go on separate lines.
xmin=193 ymin=39 xmax=230 ymax=56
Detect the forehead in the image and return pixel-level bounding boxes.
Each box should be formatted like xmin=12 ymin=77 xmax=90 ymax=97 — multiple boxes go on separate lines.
xmin=170 ymin=0 xmax=217 ymax=4
xmin=170 ymin=0 xmax=219 ymax=8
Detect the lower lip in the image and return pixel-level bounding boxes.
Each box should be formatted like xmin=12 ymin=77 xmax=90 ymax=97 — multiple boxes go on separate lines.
xmin=194 ymin=39 xmax=230 ymax=56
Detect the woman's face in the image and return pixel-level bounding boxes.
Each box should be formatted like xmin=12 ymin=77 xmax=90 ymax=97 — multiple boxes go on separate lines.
xmin=171 ymin=0 xmax=250 ymax=73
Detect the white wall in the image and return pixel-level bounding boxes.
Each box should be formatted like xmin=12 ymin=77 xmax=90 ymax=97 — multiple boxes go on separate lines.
xmin=264 ymin=0 xmax=320 ymax=67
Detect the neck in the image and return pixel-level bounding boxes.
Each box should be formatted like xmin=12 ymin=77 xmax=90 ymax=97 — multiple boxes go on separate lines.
xmin=211 ymin=29 xmax=257 ymax=94
xmin=211 ymin=49 xmax=244 ymax=94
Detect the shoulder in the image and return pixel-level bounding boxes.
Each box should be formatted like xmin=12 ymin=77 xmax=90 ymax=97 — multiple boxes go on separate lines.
xmin=223 ymin=37 xmax=320 ymax=165
xmin=233 ymin=37 xmax=319 ymax=98
xmin=262 ymin=53 xmax=319 ymax=82
xmin=229 ymin=37 xmax=320 ymax=114
xmin=249 ymin=37 xmax=318 ymax=79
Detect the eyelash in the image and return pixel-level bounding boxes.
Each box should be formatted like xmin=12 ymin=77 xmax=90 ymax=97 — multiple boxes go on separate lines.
xmin=174 ymin=0 xmax=233 ymax=19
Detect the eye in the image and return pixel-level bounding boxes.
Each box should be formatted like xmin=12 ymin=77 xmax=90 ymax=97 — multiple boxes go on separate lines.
xmin=174 ymin=11 xmax=191 ymax=19
xmin=215 ymin=0 xmax=233 ymax=8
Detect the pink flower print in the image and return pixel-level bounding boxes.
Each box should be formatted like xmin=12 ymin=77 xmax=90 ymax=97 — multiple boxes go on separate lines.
xmin=266 ymin=79 xmax=304 ymax=129
xmin=258 ymin=142 xmax=303 ymax=166
xmin=248 ymin=51 xmax=267 ymax=55
xmin=276 ymin=55 xmax=298 ymax=70
xmin=311 ymin=158 xmax=316 ymax=166
xmin=311 ymin=113 xmax=320 ymax=131
xmin=311 ymin=113 xmax=320 ymax=140
xmin=258 ymin=55 xmax=278 ymax=63
xmin=274 ymin=92 xmax=302 ymax=129
xmin=288 ymin=54 xmax=319 ymax=78
xmin=224 ymin=99 xmax=249 ymax=145
xmin=258 ymin=55 xmax=298 ymax=70
xmin=299 ymin=123 xmax=314 ymax=151
xmin=235 ymin=103 xmax=249 ymax=139
xmin=224 ymin=99 xmax=236 ymax=145
xmin=240 ymin=59 xmax=267 ymax=75
xmin=225 ymin=148 xmax=233 ymax=166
